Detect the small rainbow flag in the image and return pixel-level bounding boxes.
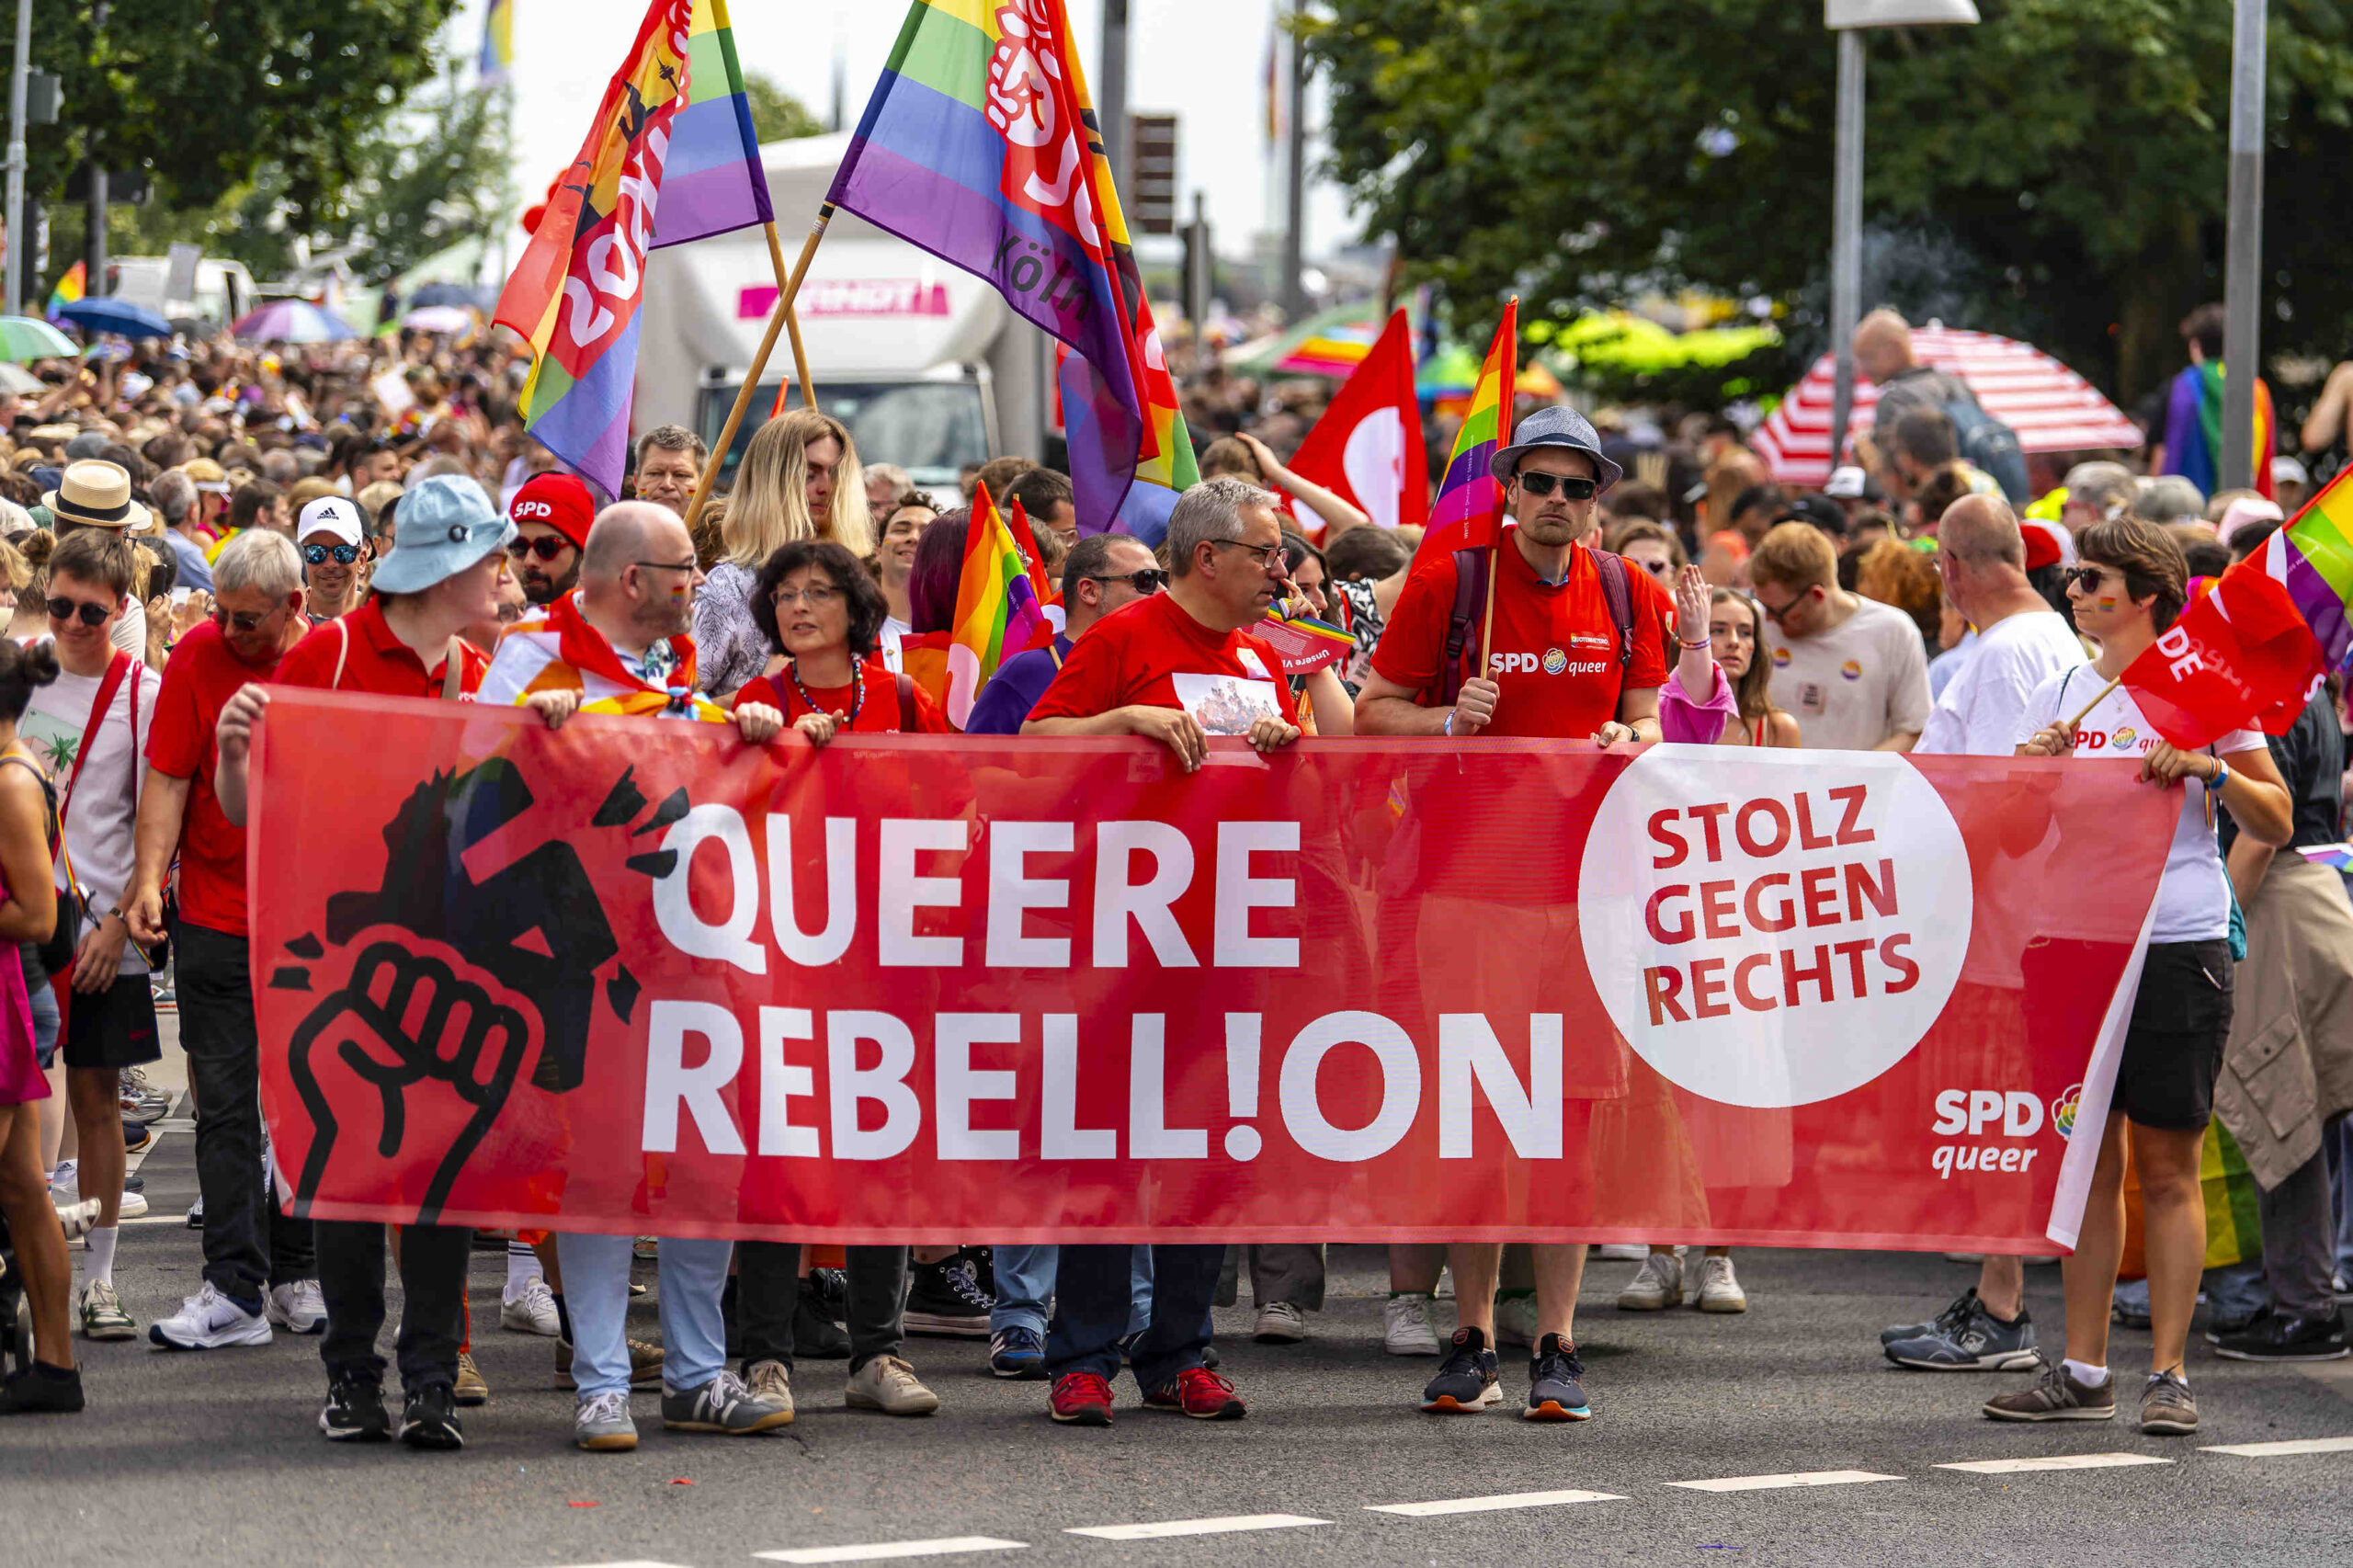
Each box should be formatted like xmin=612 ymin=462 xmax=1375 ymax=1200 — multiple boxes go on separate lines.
xmin=2258 ymin=463 xmax=2353 ymax=674
xmin=1418 ymin=297 xmax=1517 ymax=560
xmin=478 ymin=0 xmax=515 ymax=84
xmin=1253 ymin=604 xmax=1353 ymax=676
xmin=46 ymin=260 xmax=84 ymax=320
xmin=494 ymin=0 xmax=769 ymax=495
xmin=945 ymin=483 xmax=1049 ymax=729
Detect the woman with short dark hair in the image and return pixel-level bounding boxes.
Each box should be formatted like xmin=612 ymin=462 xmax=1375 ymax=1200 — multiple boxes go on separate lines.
xmin=736 ymin=540 xmax=949 ymax=744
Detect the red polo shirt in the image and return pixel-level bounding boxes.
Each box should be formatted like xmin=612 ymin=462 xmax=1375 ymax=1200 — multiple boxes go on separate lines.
xmin=1028 ymin=591 xmax=1300 ymax=731
xmin=274 ymin=600 xmax=489 ymax=698
xmin=145 ymin=620 xmax=284 ymax=938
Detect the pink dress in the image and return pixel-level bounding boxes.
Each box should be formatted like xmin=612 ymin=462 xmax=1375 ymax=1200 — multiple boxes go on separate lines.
xmin=0 ymin=915 xmax=40 ymax=1107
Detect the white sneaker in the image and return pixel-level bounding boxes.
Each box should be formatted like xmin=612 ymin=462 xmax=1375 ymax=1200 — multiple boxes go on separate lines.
xmin=1693 ymin=1255 xmax=1747 ymax=1313
xmin=501 ymin=1276 xmax=561 ymax=1336
xmin=115 ymin=1188 xmax=149 ymax=1221
xmin=48 ymin=1158 xmax=76 ymax=1199
xmin=184 ymin=1195 xmax=204 ymax=1228
xmin=1253 ymin=1301 xmax=1307 ymax=1343
xmin=1597 ymin=1243 xmax=1650 ymax=1261
xmin=1617 ymin=1252 xmax=1685 ymax=1311
xmin=1382 ymin=1292 xmax=1442 ymax=1356
xmin=1493 ymin=1292 xmax=1540 ymax=1348
xmin=53 ymin=1197 xmax=101 ymax=1240
xmin=267 ymin=1278 xmax=327 ymax=1335
xmin=149 ymin=1281 xmax=273 ymax=1350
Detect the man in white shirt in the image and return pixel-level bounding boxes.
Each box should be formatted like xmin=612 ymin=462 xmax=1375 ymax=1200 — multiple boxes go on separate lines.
xmin=1882 ymin=494 xmax=2086 ymax=1372
xmin=1749 ymin=520 xmax=1932 ymax=751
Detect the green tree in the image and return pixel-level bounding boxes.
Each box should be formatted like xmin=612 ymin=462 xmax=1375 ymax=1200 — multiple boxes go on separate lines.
xmin=1307 ymin=0 xmax=2353 ymax=405
xmin=742 ymin=73 xmax=824 ymax=144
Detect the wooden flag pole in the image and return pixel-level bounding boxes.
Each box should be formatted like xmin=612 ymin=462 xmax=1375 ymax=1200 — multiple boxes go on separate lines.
xmin=764 ymin=219 xmax=818 ymax=416
xmin=682 ymin=205 xmax=832 ymax=536
xmin=2063 ymin=674 xmax=2122 ymax=731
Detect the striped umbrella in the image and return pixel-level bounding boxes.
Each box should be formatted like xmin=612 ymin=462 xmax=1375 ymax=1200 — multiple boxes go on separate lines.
xmin=1752 ymin=327 xmax=2142 ymax=488
xmin=0 ymin=314 xmax=78 ymax=361
xmin=232 ymin=299 xmax=358 ymax=343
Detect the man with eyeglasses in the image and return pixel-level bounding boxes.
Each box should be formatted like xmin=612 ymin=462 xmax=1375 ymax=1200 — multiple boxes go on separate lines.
xmin=296 ymin=495 xmax=368 ymax=624
xmin=1748 ymin=520 xmax=1931 ymax=752
xmin=1355 ymin=404 xmax=1670 ymax=1426
xmin=1019 ymin=478 xmax=1302 ymax=1428
xmin=128 ymin=530 xmax=320 ymax=1354
xmin=505 ymin=472 xmax=594 ymax=608
xmin=964 ymin=532 xmax=1163 ymax=737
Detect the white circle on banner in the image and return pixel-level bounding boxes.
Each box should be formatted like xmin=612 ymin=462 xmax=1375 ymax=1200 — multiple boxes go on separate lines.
xmin=1341 ymin=409 xmax=1405 ymax=529
xmin=1578 ymin=746 xmax=1972 ymax=1108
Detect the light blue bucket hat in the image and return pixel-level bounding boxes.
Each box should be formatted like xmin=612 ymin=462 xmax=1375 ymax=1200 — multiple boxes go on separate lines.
xmin=370 ymin=473 xmax=516 ymax=594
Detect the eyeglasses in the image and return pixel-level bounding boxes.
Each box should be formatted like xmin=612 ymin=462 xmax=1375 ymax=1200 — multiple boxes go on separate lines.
xmin=1085 ymin=568 xmax=1168 ymax=595
xmin=1754 ymin=588 xmax=1810 ymax=626
xmin=771 ymin=584 xmax=842 ymax=608
xmin=507 ymin=536 xmax=574 ymax=562
xmin=2063 ymin=565 xmax=2119 ymax=594
xmin=44 ymin=595 xmax=110 ymax=627
xmin=1515 ymin=472 xmax=1599 ymax=501
xmin=1211 ymin=539 xmax=1284 ymax=570
xmin=301 ymin=543 xmax=360 ymax=566
xmin=632 ymin=559 xmax=698 ymax=574
xmin=214 ymin=604 xmax=280 ymax=634
xmin=1632 ymin=557 xmax=1674 ymax=578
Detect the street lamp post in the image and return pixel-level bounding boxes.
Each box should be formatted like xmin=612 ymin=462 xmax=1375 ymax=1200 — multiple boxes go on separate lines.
xmin=1824 ymin=1 xmax=1980 ymax=475
xmin=2219 ymin=0 xmax=2267 ymax=494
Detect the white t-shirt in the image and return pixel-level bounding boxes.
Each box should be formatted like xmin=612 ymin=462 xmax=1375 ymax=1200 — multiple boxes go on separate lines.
xmin=1766 ymin=595 xmax=1933 ymax=751
xmin=879 ymin=615 xmax=911 ymax=675
xmin=2016 ymin=668 xmax=2259 ymax=945
xmin=20 ymin=644 xmax=163 ymax=974
xmin=1917 ymin=611 xmax=2085 ymax=757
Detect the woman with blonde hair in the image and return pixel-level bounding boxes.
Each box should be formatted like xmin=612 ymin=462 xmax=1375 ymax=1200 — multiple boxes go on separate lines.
xmin=696 ymin=410 xmax=867 ymax=696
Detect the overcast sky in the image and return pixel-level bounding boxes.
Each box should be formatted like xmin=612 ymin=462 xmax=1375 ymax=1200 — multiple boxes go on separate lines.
xmin=461 ymin=0 xmax=1356 ymax=265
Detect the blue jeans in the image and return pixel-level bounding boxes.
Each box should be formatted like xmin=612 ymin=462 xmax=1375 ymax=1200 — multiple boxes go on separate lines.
xmin=557 ymin=1233 xmax=729 ymax=1400
xmin=992 ymin=1244 xmax=1154 ymax=1339
xmin=1045 ymin=1243 xmax=1221 ymax=1391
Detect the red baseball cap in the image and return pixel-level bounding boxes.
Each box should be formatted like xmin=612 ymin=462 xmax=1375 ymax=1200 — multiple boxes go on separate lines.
xmin=507 ymin=472 xmax=594 ymax=550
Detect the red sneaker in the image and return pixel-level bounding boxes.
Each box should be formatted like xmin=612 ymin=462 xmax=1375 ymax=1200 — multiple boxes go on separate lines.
xmin=1049 ymin=1371 xmax=1115 ymax=1426
xmin=1142 ymin=1366 xmax=1246 ymax=1420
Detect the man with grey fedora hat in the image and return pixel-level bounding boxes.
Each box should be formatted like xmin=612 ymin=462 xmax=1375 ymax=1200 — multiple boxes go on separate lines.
xmin=1355 ymin=403 xmax=1674 ymax=1426
xmin=45 ymin=460 xmax=162 ymax=658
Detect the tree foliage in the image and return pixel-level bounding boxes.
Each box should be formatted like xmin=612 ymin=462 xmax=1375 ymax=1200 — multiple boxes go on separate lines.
xmin=1307 ymin=0 xmax=2353 ymax=404
xmin=743 ymin=73 xmax=824 ymax=144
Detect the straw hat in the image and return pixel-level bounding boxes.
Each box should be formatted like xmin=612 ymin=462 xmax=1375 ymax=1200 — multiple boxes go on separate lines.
xmin=42 ymin=460 xmax=153 ymax=535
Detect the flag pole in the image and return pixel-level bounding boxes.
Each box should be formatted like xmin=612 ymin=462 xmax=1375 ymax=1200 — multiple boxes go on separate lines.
xmin=2063 ymin=675 xmax=2122 ymax=732
xmin=1476 ymin=299 xmax=1520 ymax=687
xmin=764 ymin=219 xmax=819 ymax=416
xmin=682 ymin=204 xmax=833 ymax=536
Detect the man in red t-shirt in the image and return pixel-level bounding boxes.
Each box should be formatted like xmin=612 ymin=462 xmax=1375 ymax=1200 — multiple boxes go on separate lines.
xmin=1356 ymin=404 xmax=1669 ymax=1426
xmin=1020 ymin=477 xmax=1300 ymax=1427
xmin=127 ymin=529 xmax=318 ymax=1354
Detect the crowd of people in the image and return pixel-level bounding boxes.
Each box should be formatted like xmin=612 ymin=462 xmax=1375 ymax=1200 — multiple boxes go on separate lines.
xmin=0 ymin=301 xmax=2346 ymax=1469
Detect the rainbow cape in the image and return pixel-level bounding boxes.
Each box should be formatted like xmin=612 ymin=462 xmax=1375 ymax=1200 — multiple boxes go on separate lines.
xmin=945 ymin=483 xmax=1050 ymax=728
xmin=45 ymin=260 xmax=84 ymax=321
xmin=494 ymin=0 xmax=769 ymax=496
xmin=2257 ymin=464 xmax=2353 ymax=674
xmin=1418 ymin=298 xmax=1517 ymax=559
xmin=831 ymin=0 xmax=1184 ymax=536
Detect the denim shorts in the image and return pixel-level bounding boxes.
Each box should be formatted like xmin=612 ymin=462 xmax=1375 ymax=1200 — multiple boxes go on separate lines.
xmin=28 ymin=977 xmax=58 ymax=1071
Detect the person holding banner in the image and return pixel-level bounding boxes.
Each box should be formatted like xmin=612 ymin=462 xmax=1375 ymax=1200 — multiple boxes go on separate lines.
xmin=1993 ymin=518 xmax=2293 ymax=1436
xmin=734 ymin=540 xmax=951 ymax=741
xmin=696 ymin=412 xmax=869 ymax=699
xmin=1019 ymin=477 xmax=1303 ymax=1424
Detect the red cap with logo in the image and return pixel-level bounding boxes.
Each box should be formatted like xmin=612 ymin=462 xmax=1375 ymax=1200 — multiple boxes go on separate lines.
xmin=508 ymin=472 xmax=595 ymax=550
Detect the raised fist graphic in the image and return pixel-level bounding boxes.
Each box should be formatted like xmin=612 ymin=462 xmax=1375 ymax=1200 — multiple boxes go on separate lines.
xmin=288 ymin=937 xmax=538 ymax=1224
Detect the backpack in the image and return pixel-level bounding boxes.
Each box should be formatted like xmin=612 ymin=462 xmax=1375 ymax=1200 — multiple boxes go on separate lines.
xmin=1439 ymin=545 xmax=1638 ymax=706
xmin=1890 ymin=369 xmax=2029 ymax=504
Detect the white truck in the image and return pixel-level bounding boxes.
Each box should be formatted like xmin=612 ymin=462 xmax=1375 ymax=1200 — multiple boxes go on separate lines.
xmin=105 ymin=256 xmax=256 ymax=333
xmin=632 ymin=131 xmax=1047 ymax=492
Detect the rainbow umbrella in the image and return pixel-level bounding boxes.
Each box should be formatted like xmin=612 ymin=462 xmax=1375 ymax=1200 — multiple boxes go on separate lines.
xmin=232 ymin=299 xmax=358 ymax=344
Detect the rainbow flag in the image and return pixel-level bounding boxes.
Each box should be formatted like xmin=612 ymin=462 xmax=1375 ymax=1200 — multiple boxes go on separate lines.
xmin=2256 ymin=464 xmax=2353 ymax=674
xmin=479 ymin=0 xmax=515 ymax=84
xmin=494 ymin=0 xmax=769 ymax=496
xmin=945 ymin=483 xmax=1049 ymax=728
xmin=1418 ymin=298 xmax=1518 ymax=560
xmin=45 ymin=260 xmax=84 ymax=321
xmin=830 ymin=0 xmax=1172 ymax=535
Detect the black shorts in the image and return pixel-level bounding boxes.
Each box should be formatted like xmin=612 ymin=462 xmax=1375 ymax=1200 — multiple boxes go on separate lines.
xmin=2115 ymin=939 xmax=2233 ymax=1131
xmin=62 ymin=970 xmax=162 ymax=1072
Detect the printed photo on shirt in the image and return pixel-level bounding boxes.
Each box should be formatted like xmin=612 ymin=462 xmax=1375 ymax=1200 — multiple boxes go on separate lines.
xmin=1171 ymin=672 xmax=1285 ymax=735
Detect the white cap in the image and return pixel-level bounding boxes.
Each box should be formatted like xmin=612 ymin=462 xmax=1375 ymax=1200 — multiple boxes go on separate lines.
xmin=2274 ymin=454 xmax=2310 ymax=487
xmin=297 ymin=494 xmax=365 ymax=548
xmin=1824 ymin=465 xmax=1871 ymax=500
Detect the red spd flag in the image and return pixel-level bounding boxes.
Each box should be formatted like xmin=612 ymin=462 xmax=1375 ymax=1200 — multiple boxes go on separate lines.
xmin=249 ymin=696 xmax=2177 ymax=1255
xmin=2122 ymin=562 xmax=2321 ymax=747
xmin=1287 ymin=309 xmax=1429 ymax=533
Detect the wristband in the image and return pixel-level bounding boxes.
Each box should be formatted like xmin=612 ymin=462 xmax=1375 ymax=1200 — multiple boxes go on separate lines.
xmin=2209 ymin=759 xmax=2230 ymax=792
xmin=1677 ymin=636 xmax=1711 ymax=650
xmin=1444 ymin=708 xmax=1456 ymax=737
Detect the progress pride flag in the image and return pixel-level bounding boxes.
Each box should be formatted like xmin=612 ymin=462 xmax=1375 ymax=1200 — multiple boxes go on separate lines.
xmin=247 ymin=697 xmax=2176 ymax=1254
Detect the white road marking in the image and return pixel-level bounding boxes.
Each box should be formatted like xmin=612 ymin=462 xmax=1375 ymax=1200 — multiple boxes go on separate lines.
xmin=755 ymin=1540 xmax=1027 ymax=1564
xmin=1065 ymin=1515 xmax=1328 ymax=1540
xmin=1367 ymin=1489 xmax=1626 ymax=1517
xmin=2200 ymin=1436 xmax=2353 ymax=1457
xmin=1938 ymin=1453 xmax=2174 ymax=1474
xmin=536 ymin=1562 xmax=697 ymax=1568
xmin=1668 ymin=1470 xmax=1902 ymax=1493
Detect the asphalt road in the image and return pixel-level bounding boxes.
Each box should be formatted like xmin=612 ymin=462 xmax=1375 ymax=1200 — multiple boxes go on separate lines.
xmin=9 ymin=1062 xmax=2353 ymax=1568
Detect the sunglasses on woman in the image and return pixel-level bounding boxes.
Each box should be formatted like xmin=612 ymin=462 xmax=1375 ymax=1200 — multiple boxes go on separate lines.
xmin=2063 ymin=564 xmax=2120 ymax=594
xmin=301 ymin=543 xmax=361 ymax=565
xmin=1515 ymin=472 xmax=1599 ymax=500
xmin=507 ymin=536 xmax=574 ymax=562
xmin=44 ymin=595 xmax=110 ymax=627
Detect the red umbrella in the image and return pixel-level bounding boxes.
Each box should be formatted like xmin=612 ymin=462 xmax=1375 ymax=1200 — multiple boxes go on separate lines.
xmin=1753 ymin=327 xmax=2143 ymax=488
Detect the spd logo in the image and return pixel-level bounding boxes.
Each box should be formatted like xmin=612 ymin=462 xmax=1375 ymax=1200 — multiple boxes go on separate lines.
xmin=2112 ymin=727 xmax=2137 ymax=748
xmin=2052 ymin=1083 xmax=2082 ymax=1139
xmin=514 ymin=500 xmax=554 ymax=520
xmin=1541 ymin=647 xmax=1568 ymax=676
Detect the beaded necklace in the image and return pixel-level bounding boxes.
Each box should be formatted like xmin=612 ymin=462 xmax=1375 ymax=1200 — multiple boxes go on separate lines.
xmin=787 ymin=655 xmax=863 ymax=724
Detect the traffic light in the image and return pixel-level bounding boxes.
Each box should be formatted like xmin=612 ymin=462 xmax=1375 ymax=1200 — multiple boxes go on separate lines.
xmin=1130 ymin=113 xmax=1178 ymax=236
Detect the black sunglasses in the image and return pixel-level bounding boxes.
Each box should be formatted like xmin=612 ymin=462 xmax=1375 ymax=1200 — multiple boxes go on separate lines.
xmin=301 ymin=543 xmax=361 ymax=566
xmin=1514 ymin=472 xmax=1599 ymax=500
xmin=507 ymin=536 xmax=574 ymax=562
xmin=44 ymin=595 xmax=110 ymax=627
xmin=2063 ymin=564 xmax=2120 ymax=594
xmin=1086 ymin=568 xmax=1167 ymax=595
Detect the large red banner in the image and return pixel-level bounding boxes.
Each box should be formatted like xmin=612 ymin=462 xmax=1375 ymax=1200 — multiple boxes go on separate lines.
xmin=248 ymin=693 xmax=2176 ymax=1254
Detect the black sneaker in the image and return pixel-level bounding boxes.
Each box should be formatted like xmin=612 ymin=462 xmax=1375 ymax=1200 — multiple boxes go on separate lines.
xmin=1419 ymin=1327 xmax=1500 ymax=1413
xmin=1525 ymin=1334 xmax=1591 ymax=1421
xmin=1881 ymin=1288 xmax=1976 ymax=1347
xmin=2203 ymin=1304 xmax=2266 ymax=1343
xmin=0 ymin=1363 xmax=85 ymax=1415
xmin=794 ymin=1271 xmax=851 ymax=1360
xmin=398 ymin=1382 xmax=465 ymax=1450
xmin=904 ymin=1258 xmax=994 ymax=1338
xmin=1885 ymin=1297 xmax=2038 ymax=1370
xmin=2214 ymin=1310 xmax=2350 ymax=1362
xmin=319 ymin=1373 xmax=391 ymax=1442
